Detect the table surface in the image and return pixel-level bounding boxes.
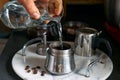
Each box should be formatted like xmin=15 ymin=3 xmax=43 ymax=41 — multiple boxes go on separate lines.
xmin=0 ymin=30 xmax=120 ymax=80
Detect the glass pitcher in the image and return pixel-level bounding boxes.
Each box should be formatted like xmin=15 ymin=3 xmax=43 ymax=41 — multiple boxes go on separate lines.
xmin=0 ymin=0 xmax=63 ymax=29
xmin=0 ymin=0 xmax=63 ymax=56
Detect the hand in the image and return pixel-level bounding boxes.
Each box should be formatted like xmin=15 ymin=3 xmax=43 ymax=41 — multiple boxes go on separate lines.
xmin=18 ymin=0 xmax=63 ymax=19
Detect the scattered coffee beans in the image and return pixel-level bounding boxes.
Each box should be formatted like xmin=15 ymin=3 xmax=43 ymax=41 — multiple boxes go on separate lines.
xmin=33 ymin=69 xmax=38 ymax=74
xmin=24 ymin=65 xmax=46 ymax=76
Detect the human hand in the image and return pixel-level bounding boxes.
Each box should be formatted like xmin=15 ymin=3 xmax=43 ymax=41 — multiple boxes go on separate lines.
xmin=18 ymin=0 xmax=63 ymax=19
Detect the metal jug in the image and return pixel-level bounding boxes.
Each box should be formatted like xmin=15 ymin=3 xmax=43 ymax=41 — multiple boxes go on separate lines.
xmin=75 ymin=27 xmax=112 ymax=57
xmin=45 ymin=41 xmax=75 ymax=75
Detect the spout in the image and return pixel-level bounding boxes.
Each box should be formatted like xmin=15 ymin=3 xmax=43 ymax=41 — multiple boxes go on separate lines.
xmin=97 ymin=31 xmax=102 ymax=36
xmin=22 ymin=37 xmax=42 ymax=63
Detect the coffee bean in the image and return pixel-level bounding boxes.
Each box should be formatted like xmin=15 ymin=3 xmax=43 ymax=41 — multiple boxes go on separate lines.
xmin=27 ymin=70 xmax=31 ymax=73
xmin=36 ymin=66 xmax=41 ymax=69
xmin=99 ymin=61 xmax=104 ymax=64
xmin=41 ymin=71 xmax=46 ymax=76
xmin=25 ymin=65 xmax=30 ymax=70
xmin=33 ymin=69 xmax=38 ymax=74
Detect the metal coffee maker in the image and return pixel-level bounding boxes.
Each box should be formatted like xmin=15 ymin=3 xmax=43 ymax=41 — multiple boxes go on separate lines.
xmin=45 ymin=41 xmax=75 ymax=75
xmin=75 ymin=27 xmax=112 ymax=57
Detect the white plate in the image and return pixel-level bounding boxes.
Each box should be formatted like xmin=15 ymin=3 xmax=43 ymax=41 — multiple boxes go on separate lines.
xmin=12 ymin=43 xmax=113 ymax=80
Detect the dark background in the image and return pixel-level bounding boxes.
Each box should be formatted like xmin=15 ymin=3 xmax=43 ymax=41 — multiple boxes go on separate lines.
xmin=64 ymin=4 xmax=106 ymax=31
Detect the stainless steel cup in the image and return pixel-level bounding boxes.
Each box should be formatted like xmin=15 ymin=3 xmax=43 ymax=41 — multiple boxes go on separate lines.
xmin=45 ymin=41 xmax=75 ymax=75
xmin=75 ymin=27 xmax=97 ymax=56
xmin=75 ymin=27 xmax=112 ymax=57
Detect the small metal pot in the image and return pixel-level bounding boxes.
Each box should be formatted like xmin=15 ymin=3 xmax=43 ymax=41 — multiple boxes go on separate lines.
xmin=45 ymin=41 xmax=75 ymax=75
xmin=74 ymin=27 xmax=112 ymax=57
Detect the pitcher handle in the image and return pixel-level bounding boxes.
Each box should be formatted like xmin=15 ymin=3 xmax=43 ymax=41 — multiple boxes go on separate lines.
xmin=93 ymin=38 xmax=112 ymax=57
xmin=22 ymin=37 xmax=42 ymax=63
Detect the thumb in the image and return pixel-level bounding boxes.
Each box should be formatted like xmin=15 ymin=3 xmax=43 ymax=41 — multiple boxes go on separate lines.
xmin=18 ymin=0 xmax=40 ymax=19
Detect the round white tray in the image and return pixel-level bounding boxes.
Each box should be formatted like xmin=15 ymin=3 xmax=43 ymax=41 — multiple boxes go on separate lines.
xmin=12 ymin=43 xmax=113 ymax=80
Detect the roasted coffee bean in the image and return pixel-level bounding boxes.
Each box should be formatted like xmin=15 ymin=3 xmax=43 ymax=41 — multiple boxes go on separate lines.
xmin=33 ymin=69 xmax=38 ymax=74
xmin=41 ymin=73 xmax=44 ymax=76
xmin=42 ymin=71 xmax=46 ymax=74
xmin=27 ymin=70 xmax=31 ymax=73
xmin=25 ymin=65 xmax=30 ymax=70
xmin=41 ymin=71 xmax=46 ymax=76
xmin=99 ymin=61 xmax=104 ymax=64
xmin=36 ymin=66 xmax=41 ymax=69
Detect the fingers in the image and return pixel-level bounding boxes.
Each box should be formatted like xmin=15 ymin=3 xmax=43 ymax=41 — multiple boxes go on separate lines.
xmin=39 ymin=0 xmax=48 ymax=3
xmin=18 ymin=0 xmax=40 ymax=19
xmin=54 ymin=0 xmax=63 ymax=16
xmin=18 ymin=0 xmax=63 ymax=19
xmin=49 ymin=0 xmax=63 ymax=16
